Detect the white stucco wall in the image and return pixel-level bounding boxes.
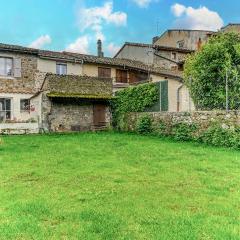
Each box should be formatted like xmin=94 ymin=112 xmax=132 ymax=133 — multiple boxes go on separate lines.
xmin=0 ymin=93 xmax=41 ymax=122
xmin=151 ymin=74 xmax=195 ymax=112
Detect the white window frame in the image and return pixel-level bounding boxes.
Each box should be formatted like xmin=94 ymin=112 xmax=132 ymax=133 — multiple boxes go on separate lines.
xmin=56 ymin=62 xmax=67 ymax=75
xmin=0 ymin=57 xmax=13 ymax=77
xmin=0 ymin=98 xmax=12 ymax=121
xmin=20 ymin=99 xmax=30 ymax=112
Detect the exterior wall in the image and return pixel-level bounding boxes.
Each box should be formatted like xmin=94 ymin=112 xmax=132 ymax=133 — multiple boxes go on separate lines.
xmin=151 ymin=74 xmax=195 ymax=112
xmin=179 ymin=85 xmax=195 ymax=112
xmin=37 ymin=58 xmax=83 ymax=75
xmin=49 ymin=103 xmax=94 ymax=132
xmin=154 ymin=30 xmax=213 ymax=50
xmin=83 ymin=64 xmax=116 ymax=79
xmin=153 ymin=50 xmax=184 ymax=70
xmin=0 ymin=51 xmax=38 ymax=92
xmin=41 ymin=93 xmax=111 ymax=132
xmin=0 ymin=122 xmax=39 ymax=134
xmin=115 ymin=45 xmax=154 ymax=64
xmin=221 ymin=25 xmax=240 ymax=33
xmin=0 ymin=93 xmax=39 ymax=121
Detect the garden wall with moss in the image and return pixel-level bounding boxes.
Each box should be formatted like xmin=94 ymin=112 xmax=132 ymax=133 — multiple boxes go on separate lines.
xmin=119 ymin=111 xmax=240 ymax=149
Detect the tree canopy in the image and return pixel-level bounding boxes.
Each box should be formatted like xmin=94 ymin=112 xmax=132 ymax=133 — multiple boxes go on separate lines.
xmin=184 ymin=32 xmax=240 ymax=110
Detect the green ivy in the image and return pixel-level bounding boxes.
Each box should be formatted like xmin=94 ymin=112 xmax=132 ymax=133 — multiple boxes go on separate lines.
xmin=111 ymin=83 xmax=159 ymax=129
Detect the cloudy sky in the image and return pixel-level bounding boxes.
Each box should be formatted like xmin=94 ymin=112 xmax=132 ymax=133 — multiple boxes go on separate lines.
xmin=0 ymin=0 xmax=239 ymax=56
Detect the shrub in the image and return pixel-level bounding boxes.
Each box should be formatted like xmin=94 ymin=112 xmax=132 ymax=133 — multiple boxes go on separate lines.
xmin=136 ymin=115 xmax=153 ymax=134
xmin=155 ymin=120 xmax=169 ymax=137
xmin=172 ymin=122 xmax=197 ymax=141
xmin=200 ymin=124 xmax=238 ymax=148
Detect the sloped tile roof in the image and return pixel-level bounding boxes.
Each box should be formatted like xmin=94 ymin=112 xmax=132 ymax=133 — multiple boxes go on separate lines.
xmin=0 ymin=43 xmax=182 ymax=80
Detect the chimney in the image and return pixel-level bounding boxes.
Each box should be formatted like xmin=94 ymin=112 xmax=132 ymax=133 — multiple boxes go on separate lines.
xmin=97 ymin=39 xmax=104 ymax=57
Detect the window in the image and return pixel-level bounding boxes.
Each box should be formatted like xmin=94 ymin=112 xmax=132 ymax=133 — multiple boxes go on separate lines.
xmin=0 ymin=57 xmax=13 ymax=76
xmin=98 ymin=67 xmax=111 ymax=78
xmin=129 ymin=71 xmax=148 ymax=84
xmin=20 ymin=99 xmax=30 ymax=112
xmin=56 ymin=63 xmax=67 ymax=75
xmin=177 ymin=40 xmax=185 ymax=49
xmin=116 ymin=69 xmax=128 ymax=83
xmin=0 ymin=98 xmax=11 ymax=121
xmin=171 ymin=52 xmax=177 ymax=61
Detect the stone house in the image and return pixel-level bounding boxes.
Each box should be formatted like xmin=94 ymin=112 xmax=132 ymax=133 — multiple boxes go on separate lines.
xmin=0 ymin=42 xmax=193 ymax=133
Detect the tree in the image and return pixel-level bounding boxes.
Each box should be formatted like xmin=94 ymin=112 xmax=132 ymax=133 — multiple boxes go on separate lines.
xmin=184 ymin=32 xmax=240 ymax=110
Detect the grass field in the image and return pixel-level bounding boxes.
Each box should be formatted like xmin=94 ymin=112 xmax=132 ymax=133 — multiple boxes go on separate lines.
xmin=0 ymin=132 xmax=240 ymax=240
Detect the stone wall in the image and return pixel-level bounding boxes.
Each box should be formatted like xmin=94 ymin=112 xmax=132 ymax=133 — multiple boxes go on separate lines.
xmin=41 ymin=92 xmax=111 ymax=132
xmin=0 ymin=51 xmax=38 ymax=93
xmin=48 ymin=103 xmax=94 ymax=132
xmin=123 ymin=111 xmax=240 ymax=132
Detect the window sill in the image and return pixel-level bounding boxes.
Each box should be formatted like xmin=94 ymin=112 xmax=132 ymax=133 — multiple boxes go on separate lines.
xmin=0 ymin=76 xmax=15 ymax=80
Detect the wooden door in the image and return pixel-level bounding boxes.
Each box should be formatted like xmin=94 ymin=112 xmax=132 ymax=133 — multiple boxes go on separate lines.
xmin=93 ymin=104 xmax=106 ymax=126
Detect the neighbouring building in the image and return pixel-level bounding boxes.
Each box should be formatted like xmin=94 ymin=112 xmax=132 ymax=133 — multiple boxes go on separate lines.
xmin=153 ymin=29 xmax=215 ymax=51
xmin=0 ymin=41 xmax=193 ymax=134
xmin=220 ymin=23 xmax=240 ymax=33
xmin=114 ymin=42 xmax=154 ymax=65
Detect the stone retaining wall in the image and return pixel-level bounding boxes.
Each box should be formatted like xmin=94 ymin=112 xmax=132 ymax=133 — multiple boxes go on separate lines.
xmin=124 ymin=111 xmax=240 ymax=132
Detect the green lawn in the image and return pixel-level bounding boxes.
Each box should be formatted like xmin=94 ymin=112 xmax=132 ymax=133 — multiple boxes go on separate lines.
xmin=0 ymin=132 xmax=240 ymax=240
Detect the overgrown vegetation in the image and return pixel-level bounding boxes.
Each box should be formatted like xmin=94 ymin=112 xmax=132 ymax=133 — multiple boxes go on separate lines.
xmin=136 ymin=114 xmax=153 ymax=134
xmin=1 ymin=133 xmax=240 ymax=239
xmin=184 ymin=32 xmax=240 ymax=110
xmin=172 ymin=122 xmax=197 ymax=141
xmin=111 ymin=83 xmax=159 ymax=129
xmin=130 ymin=114 xmax=240 ymax=149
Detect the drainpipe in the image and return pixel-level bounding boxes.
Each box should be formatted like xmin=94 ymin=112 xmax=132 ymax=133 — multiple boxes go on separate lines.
xmin=177 ymin=84 xmax=183 ymax=112
xmin=79 ymin=59 xmax=84 ymax=75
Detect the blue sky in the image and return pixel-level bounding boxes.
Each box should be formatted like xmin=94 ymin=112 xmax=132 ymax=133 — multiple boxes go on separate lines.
xmin=0 ymin=0 xmax=239 ymax=56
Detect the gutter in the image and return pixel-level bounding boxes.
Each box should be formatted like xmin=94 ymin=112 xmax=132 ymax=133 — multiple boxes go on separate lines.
xmin=177 ymin=84 xmax=183 ymax=112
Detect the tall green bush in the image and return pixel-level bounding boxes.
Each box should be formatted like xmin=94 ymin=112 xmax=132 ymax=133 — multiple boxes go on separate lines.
xmin=136 ymin=115 xmax=153 ymax=134
xmin=184 ymin=32 xmax=240 ymax=110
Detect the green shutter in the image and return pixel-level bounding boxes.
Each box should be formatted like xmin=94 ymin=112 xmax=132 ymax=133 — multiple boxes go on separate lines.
xmin=160 ymin=80 xmax=168 ymax=111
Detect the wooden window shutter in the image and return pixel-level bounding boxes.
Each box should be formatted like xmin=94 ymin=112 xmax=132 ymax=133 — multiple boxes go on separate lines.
xmin=116 ymin=69 xmax=128 ymax=83
xmin=98 ymin=67 xmax=111 ymax=78
xmin=160 ymin=80 xmax=168 ymax=111
xmin=13 ymin=58 xmax=22 ymax=78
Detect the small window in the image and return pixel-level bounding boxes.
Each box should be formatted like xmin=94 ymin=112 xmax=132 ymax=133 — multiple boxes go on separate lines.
xmin=177 ymin=40 xmax=185 ymax=48
xmin=20 ymin=99 xmax=30 ymax=112
xmin=171 ymin=52 xmax=177 ymax=60
xmin=0 ymin=98 xmax=11 ymax=121
xmin=98 ymin=67 xmax=111 ymax=78
xmin=56 ymin=63 xmax=67 ymax=75
xmin=0 ymin=57 xmax=13 ymax=76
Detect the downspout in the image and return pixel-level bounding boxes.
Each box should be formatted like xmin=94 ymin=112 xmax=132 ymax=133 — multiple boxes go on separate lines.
xmin=79 ymin=59 xmax=84 ymax=75
xmin=177 ymin=84 xmax=183 ymax=112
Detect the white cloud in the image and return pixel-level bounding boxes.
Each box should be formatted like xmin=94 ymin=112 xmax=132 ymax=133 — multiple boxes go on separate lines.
xmin=29 ymin=35 xmax=52 ymax=49
xmin=65 ymin=36 xmax=89 ymax=54
xmin=77 ymin=1 xmax=127 ymax=41
xmin=132 ymin=0 xmax=157 ymax=8
xmin=171 ymin=3 xmax=224 ymax=31
xmin=107 ymin=43 xmax=120 ymax=56
xmin=171 ymin=3 xmax=186 ymax=17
